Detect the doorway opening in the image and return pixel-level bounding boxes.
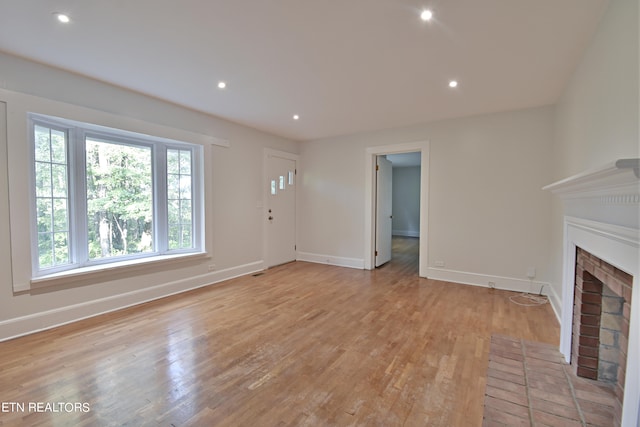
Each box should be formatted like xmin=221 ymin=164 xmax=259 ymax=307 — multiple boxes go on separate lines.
xmin=364 ymin=141 xmax=429 ymax=277
xmin=378 ymin=152 xmax=421 ymax=275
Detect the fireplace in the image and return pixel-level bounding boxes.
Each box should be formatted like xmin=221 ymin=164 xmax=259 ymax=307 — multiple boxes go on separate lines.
xmin=572 ymin=247 xmax=633 ymax=425
xmin=544 ymin=159 xmax=640 ymax=427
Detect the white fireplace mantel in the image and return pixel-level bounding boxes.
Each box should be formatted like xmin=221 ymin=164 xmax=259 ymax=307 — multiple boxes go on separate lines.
xmin=543 ymin=158 xmax=640 ymax=200
xmin=545 ymin=158 xmax=639 ymax=426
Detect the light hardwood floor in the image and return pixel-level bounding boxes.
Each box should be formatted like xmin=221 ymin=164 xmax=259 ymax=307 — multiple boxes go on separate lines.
xmin=377 ymin=236 xmax=421 ymax=276
xmin=0 ymin=245 xmax=559 ymax=426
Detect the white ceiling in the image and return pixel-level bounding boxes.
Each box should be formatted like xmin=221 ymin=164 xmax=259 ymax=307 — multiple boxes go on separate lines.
xmin=0 ymin=0 xmax=609 ymax=141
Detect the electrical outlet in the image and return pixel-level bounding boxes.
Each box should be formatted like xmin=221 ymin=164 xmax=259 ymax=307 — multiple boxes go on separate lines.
xmin=435 ymin=261 xmax=445 ymax=267
xmin=526 ymin=267 xmax=536 ymax=279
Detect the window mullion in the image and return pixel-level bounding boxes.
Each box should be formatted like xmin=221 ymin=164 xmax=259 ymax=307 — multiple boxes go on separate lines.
xmin=72 ymin=128 xmax=89 ymax=265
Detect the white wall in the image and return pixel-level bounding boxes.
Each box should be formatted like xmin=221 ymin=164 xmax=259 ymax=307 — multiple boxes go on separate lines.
xmin=299 ymin=106 xmax=554 ymax=293
xmin=392 ymin=166 xmax=421 ymax=237
xmin=0 ymin=52 xmax=298 ymax=340
xmin=549 ymin=0 xmax=639 ymax=308
xmin=553 ymin=0 xmax=639 ymax=181
xmin=548 ymin=2 xmax=639 ymax=421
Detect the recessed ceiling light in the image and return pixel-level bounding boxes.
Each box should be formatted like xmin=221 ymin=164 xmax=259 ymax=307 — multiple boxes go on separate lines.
xmin=293 ymin=115 xmax=300 ymax=120
xmin=420 ymin=9 xmax=433 ymax=21
xmin=55 ymin=13 xmax=70 ymax=23
xmin=217 ymin=81 xmax=227 ymax=89
xmin=448 ymin=80 xmax=458 ymax=88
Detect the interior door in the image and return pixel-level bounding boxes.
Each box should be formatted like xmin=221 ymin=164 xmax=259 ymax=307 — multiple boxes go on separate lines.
xmin=266 ymin=154 xmax=297 ymax=267
xmin=375 ymin=156 xmax=392 ymax=267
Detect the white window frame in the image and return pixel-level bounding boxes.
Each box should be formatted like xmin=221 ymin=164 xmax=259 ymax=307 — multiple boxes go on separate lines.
xmin=28 ymin=113 xmax=204 ymax=278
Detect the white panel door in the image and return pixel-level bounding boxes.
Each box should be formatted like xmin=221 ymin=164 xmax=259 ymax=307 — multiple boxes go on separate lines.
xmin=375 ymin=156 xmax=392 ymax=267
xmin=266 ymin=155 xmax=297 ymax=267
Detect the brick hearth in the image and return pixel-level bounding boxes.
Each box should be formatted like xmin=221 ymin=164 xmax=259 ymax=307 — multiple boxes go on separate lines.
xmin=483 ymin=334 xmax=616 ymax=426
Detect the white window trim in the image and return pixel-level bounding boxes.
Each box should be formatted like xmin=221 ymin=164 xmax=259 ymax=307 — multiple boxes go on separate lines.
xmin=28 ymin=113 xmax=205 ymax=280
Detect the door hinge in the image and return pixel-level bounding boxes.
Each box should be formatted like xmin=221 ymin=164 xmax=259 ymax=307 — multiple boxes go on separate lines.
xmin=376 ymin=164 xmax=379 ymax=171
xmin=294 ymin=245 xmax=297 ymax=250
xmin=375 ymin=250 xmax=378 ymax=256
xmin=295 ymin=169 xmax=297 ymax=175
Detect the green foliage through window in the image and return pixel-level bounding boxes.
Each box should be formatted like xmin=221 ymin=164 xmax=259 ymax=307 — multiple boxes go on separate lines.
xmin=31 ymin=115 xmax=202 ymax=274
xmin=34 ymin=125 xmax=69 ymax=268
xmin=86 ymin=138 xmax=153 ymax=259
xmin=167 ymin=149 xmax=193 ymax=250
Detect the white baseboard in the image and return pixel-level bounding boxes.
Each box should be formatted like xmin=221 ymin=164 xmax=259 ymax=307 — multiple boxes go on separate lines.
xmin=1 ymin=261 xmax=561 ymax=342
xmin=547 ymin=285 xmax=562 ymax=324
xmin=296 ymin=252 xmax=364 ymax=269
xmin=427 ymin=267 xmax=552 ymax=296
xmin=392 ymin=230 xmax=420 ymax=238
xmin=0 ymin=260 xmax=265 ymax=342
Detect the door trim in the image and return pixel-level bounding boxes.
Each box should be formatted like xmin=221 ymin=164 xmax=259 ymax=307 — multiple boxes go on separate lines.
xmin=364 ymin=141 xmax=429 ymax=277
xmin=263 ymin=148 xmax=299 ymax=268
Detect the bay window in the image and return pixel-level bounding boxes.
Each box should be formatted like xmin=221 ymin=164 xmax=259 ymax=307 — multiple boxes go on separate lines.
xmin=29 ymin=114 xmax=203 ymax=277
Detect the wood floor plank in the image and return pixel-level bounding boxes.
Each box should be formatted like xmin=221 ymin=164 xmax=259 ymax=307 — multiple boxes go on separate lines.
xmin=0 ymin=238 xmax=559 ymax=426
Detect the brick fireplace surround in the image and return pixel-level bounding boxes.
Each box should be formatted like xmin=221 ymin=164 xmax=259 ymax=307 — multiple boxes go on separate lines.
xmin=572 ymin=248 xmax=633 ymax=425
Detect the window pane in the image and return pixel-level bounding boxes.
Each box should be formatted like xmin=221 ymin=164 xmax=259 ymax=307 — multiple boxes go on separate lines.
xmin=180 ymin=200 xmax=192 ymax=223
xmin=168 ymin=225 xmax=180 ymax=249
xmin=167 ymin=148 xmax=193 ymax=250
xmin=51 ymin=164 xmax=68 ymax=197
xmin=168 ymin=200 xmax=180 ymax=224
xmin=51 ymin=129 xmax=67 ymax=163
xmin=279 ymin=175 xmax=285 ymax=190
xmin=179 ymin=151 xmax=191 ymax=174
xmin=34 ymin=125 xmax=51 ymax=162
xmin=38 ymin=233 xmax=53 ymax=268
xmin=53 ymin=198 xmax=68 ymax=232
xmin=37 ymin=199 xmax=52 ymax=233
xmin=180 ymin=175 xmax=191 ymax=199
xmin=167 ymin=150 xmax=179 ymax=174
xmin=86 ymin=138 xmax=153 ymax=260
xmin=34 ymin=123 xmax=70 ymax=270
xmin=35 ymin=162 xmax=52 ymax=198
xmin=167 ymin=174 xmax=180 ymax=200
xmin=54 ymin=232 xmax=69 ymax=264
xmin=181 ymin=226 xmax=192 ymax=248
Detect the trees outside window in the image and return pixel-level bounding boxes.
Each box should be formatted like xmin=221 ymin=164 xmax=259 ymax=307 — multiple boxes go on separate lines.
xmin=34 ymin=125 xmax=70 ymax=268
xmin=30 ymin=114 xmax=203 ymax=276
xmin=85 ymin=138 xmax=153 ymax=259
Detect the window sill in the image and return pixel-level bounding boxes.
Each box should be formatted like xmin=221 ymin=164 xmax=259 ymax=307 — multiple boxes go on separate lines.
xmin=30 ymin=252 xmax=210 ymax=290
